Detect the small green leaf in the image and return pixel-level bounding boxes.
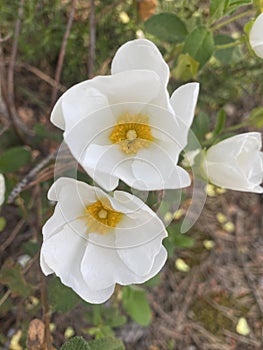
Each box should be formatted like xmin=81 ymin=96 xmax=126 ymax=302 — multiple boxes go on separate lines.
xmin=210 ymin=0 xmax=227 ymax=20
xmin=48 ymin=277 xmax=81 ymax=312
xmin=0 ymin=217 xmax=6 ymax=232
xmin=144 ymin=13 xmax=188 ymax=43
xmin=0 ymin=259 xmax=31 ymax=297
xmin=214 ymin=34 xmax=242 ymax=64
xmin=122 ymin=286 xmax=152 ymax=326
xmin=191 ymin=112 xmax=210 ymax=143
xmin=213 ymin=109 xmax=226 ymax=136
xmin=173 ymin=53 xmax=199 ymax=82
xmin=0 ymin=146 xmax=31 ymax=173
xmin=61 ymin=336 xmax=90 ymax=350
xmin=247 ymin=107 xmax=263 ymax=128
xmin=183 ymin=26 xmax=215 ymax=67
xmin=225 ymin=0 xmax=252 ymax=13
xmin=88 ymin=337 xmax=125 ymax=350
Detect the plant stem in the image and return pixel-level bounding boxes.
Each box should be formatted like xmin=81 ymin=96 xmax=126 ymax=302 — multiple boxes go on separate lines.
xmin=215 ymin=40 xmax=241 ymax=50
xmin=210 ymin=9 xmax=255 ymax=32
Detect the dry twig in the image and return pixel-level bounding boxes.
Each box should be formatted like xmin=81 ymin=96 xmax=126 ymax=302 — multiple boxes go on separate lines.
xmin=51 ymin=0 xmax=77 ymax=106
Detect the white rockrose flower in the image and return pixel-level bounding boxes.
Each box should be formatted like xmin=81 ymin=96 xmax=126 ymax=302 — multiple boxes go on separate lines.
xmin=40 ymin=177 xmax=168 ymax=304
xmin=203 ymin=132 xmax=263 ymax=193
xmin=51 ymin=39 xmax=199 ymax=191
xmin=249 ymin=12 xmax=263 ymax=58
xmin=0 ymin=174 xmax=5 ymax=205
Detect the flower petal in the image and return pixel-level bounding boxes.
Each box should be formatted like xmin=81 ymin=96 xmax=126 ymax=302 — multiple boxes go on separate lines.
xmin=51 ymin=83 xmax=109 ymax=130
xmin=170 ymin=82 xmax=199 ymax=149
xmin=111 ymin=39 xmax=170 ymax=86
xmin=249 ymin=13 xmax=263 ymax=58
xmin=0 ymin=174 xmax=5 ymax=206
xmin=41 ymin=223 xmax=115 ymax=303
xmin=131 ymin=143 xmax=190 ymax=190
xmin=115 ymin=199 xmax=167 ymax=276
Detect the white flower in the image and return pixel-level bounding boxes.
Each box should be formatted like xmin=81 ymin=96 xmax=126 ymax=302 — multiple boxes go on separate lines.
xmin=203 ymin=132 xmax=263 ymax=193
xmin=0 ymin=174 xmax=5 ymax=205
xmin=249 ymin=12 xmax=263 ymax=58
xmin=40 ymin=177 xmax=167 ymax=304
xmin=51 ymin=39 xmax=199 ymax=191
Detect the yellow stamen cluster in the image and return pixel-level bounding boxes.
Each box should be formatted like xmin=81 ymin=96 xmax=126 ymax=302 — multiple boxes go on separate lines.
xmin=83 ymin=198 xmax=123 ymax=234
xmin=110 ymin=113 xmax=154 ymax=155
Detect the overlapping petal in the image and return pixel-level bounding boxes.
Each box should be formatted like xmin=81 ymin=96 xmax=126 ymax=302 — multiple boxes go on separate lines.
xmin=203 ymin=132 xmax=263 ymax=193
xmin=0 ymin=174 xmax=5 ymax=206
xmin=40 ymin=178 xmax=167 ymax=303
xmin=249 ymin=12 xmax=263 ymax=58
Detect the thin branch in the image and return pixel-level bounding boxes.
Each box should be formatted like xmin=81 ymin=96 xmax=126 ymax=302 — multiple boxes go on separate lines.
xmin=6 ymin=0 xmax=34 ymax=141
xmin=19 ymin=62 xmax=66 ymax=92
xmin=7 ymin=149 xmax=58 ymax=204
xmin=51 ymin=0 xmax=77 ymax=106
xmin=88 ymin=0 xmax=96 ymax=78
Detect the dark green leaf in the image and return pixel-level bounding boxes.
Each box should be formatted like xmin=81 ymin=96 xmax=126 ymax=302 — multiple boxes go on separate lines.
xmin=0 ymin=146 xmax=31 ymax=173
xmin=88 ymin=337 xmax=125 ymax=350
xmin=210 ymin=0 xmax=227 ymax=20
xmin=214 ymin=34 xmax=242 ymax=64
xmin=191 ymin=112 xmax=210 ymax=143
xmin=183 ymin=26 xmax=215 ymax=67
xmin=213 ymin=109 xmax=226 ymax=136
xmin=0 ymin=259 xmax=31 ymax=297
xmin=122 ymin=286 xmax=152 ymax=326
xmin=144 ymin=13 xmax=188 ymax=43
xmin=61 ymin=336 xmax=90 ymax=350
xmin=48 ymin=277 xmax=81 ymax=312
xmin=224 ymin=0 xmax=252 ymax=13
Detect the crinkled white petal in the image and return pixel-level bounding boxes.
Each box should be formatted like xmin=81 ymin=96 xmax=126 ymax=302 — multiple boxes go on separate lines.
xmin=111 ymin=39 xmax=170 ymax=86
xmin=170 ymin=83 xmax=200 ymax=149
xmin=204 ymin=133 xmax=263 ymax=193
xmin=41 ymin=223 xmax=115 ymax=303
xmin=0 ymin=174 xmax=5 ymax=206
xmin=81 ymin=232 xmax=167 ymax=290
xmin=131 ymin=143 xmax=190 ymax=190
xmin=249 ymin=12 xmax=263 ymax=58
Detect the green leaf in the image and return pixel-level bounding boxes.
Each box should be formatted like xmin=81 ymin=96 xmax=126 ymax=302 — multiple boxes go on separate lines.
xmin=183 ymin=26 xmax=215 ymax=67
xmin=173 ymin=53 xmax=199 ymax=82
xmin=0 ymin=146 xmax=31 ymax=173
xmin=61 ymin=336 xmax=90 ymax=350
xmin=0 ymin=217 xmax=6 ymax=232
xmin=48 ymin=277 xmax=81 ymax=312
xmin=34 ymin=123 xmax=62 ymax=141
xmin=88 ymin=337 xmax=125 ymax=350
xmin=210 ymin=0 xmax=227 ymax=20
xmin=214 ymin=34 xmax=242 ymax=64
xmin=247 ymin=107 xmax=263 ymax=128
xmin=122 ymin=286 xmax=152 ymax=326
xmin=191 ymin=112 xmax=210 ymax=143
xmin=144 ymin=13 xmax=188 ymax=43
xmin=173 ymin=234 xmax=195 ymax=248
xmin=0 ymin=259 xmax=31 ymax=297
xmin=224 ymin=0 xmax=252 ymax=13
xmin=213 ymin=109 xmax=226 ymax=136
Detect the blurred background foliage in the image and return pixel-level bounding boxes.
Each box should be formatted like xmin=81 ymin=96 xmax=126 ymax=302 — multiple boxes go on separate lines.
xmin=0 ymin=0 xmax=263 ymax=349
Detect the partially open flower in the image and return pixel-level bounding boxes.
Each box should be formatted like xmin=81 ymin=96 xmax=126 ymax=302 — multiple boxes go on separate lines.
xmin=40 ymin=177 xmax=167 ymax=304
xmin=0 ymin=174 xmax=5 ymax=205
xmin=203 ymin=132 xmax=263 ymax=193
xmin=249 ymin=12 xmax=263 ymax=58
xmin=51 ymin=39 xmax=199 ymax=191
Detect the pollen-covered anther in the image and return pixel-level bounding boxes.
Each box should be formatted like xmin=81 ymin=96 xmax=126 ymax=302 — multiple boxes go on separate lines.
xmin=83 ymin=199 xmax=123 ymax=234
xmin=110 ymin=112 xmax=154 ymax=155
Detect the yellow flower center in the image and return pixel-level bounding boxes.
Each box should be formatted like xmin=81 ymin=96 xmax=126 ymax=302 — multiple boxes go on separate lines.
xmin=83 ymin=198 xmax=123 ymax=234
xmin=110 ymin=113 xmax=154 ymax=155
